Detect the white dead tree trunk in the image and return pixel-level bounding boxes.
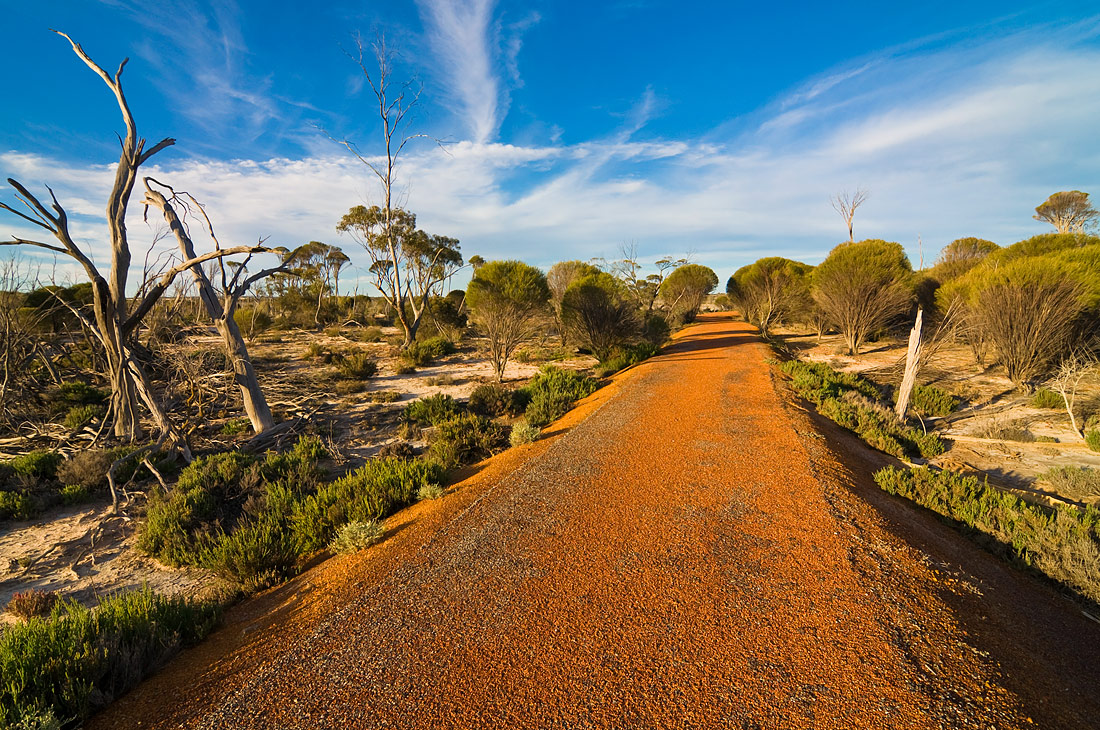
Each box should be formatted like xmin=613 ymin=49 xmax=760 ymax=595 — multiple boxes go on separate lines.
xmin=143 ymin=178 xmax=290 ymax=434
xmin=0 ymin=32 xmax=268 ymax=451
xmin=895 ymin=307 xmax=924 ymax=419
xmin=831 ymin=188 xmax=869 ymax=243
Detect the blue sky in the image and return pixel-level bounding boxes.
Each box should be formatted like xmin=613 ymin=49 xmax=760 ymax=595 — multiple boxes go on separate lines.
xmin=2 ymin=0 xmax=1099 ymax=290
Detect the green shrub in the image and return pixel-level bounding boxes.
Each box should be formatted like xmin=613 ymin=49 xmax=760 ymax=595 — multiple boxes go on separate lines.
xmin=427 ymin=415 xmax=509 ymax=469
xmin=0 ymin=587 xmax=219 ymax=726
xmin=7 ymin=451 xmax=62 ymax=481
xmin=292 ymin=458 xmax=444 ymax=553
xmin=906 ymin=385 xmax=960 ymax=417
xmin=0 ymin=491 xmax=38 ymax=522
xmin=524 ymin=366 xmax=599 ymax=428
xmin=358 ymin=326 xmax=384 ymax=342
xmin=59 ymin=483 xmax=89 ymax=506
xmin=329 ymin=520 xmax=384 ymax=554
xmin=62 ymin=404 xmax=105 ymax=430
xmin=417 ymin=482 xmax=447 ymax=500
xmin=335 ymin=352 xmax=378 ymax=379
xmin=468 ymin=383 xmax=529 ymax=417
xmin=1030 ymin=388 xmax=1063 ymax=409
xmin=594 ymin=342 xmax=660 ymax=378
xmin=394 ymin=362 xmax=416 ymax=375
xmin=1086 ymin=429 xmax=1100 ymax=453
xmin=55 ymin=381 xmax=106 ymax=407
xmin=5 ymin=590 xmax=60 ymax=621
xmin=368 ymin=391 xmax=402 ymax=403
xmin=779 ymin=360 xmax=881 ymax=405
xmin=510 ymin=421 xmax=540 ymax=447
xmin=875 ymin=466 xmax=1100 ymax=605
xmin=403 ymin=394 xmax=459 ymax=427
xmin=1042 ymin=466 xmax=1100 ymax=501
xmin=8 ymin=707 xmax=62 ymax=730
xmin=220 ymin=419 xmax=249 ymax=436
xmin=401 ymin=337 xmax=456 ymax=366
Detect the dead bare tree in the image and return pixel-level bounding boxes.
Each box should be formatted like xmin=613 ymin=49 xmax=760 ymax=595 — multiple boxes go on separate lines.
xmin=1049 ymin=352 xmax=1098 ymax=439
xmin=142 ymin=178 xmax=291 ymax=434
xmin=831 ymin=188 xmax=869 ymax=243
xmin=0 ymin=32 xmax=268 ymax=452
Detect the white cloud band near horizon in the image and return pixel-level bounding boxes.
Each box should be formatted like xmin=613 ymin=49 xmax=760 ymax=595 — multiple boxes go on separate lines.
xmin=2 ymin=27 xmax=1099 ymax=294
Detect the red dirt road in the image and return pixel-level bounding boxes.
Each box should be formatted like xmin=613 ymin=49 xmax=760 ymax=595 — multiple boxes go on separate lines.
xmin=93 ymin=315 xmax=1100 ymax=729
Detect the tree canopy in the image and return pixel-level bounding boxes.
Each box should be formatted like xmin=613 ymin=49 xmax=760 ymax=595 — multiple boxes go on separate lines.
xmin=658 ymin=264 xmax=718 ymax=322
xmin=466 ymin=260 xmax=551 ymax=381
xmin=1033 ymin=191 xmax=1098 ymax=234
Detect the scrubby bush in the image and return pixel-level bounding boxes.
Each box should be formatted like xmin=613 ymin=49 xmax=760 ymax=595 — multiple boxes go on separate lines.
xmin=594 ymin=342 xmax=660 ymax=378
xmin=524 ymin=366 xmax=600 ymax=428
xmin=7 ymin=451 xmax=62 ymax=481
xmin=368 ymin=391 xmax=402 ymax=403
xmin=466 ymin=260 xmax=551 ymax=382
xmin=335 ymin=352 xmax=378 ymax=380
xmin=5 ymin=590 xmax=60 ymax=621
xmin=1043 ymin=466 xmax=1100 ymax=501
xmin=0 ymin=491 xmax=36 ymax=521
xmin=561 ymin=273 xmax=640 ymax=361
xmin=378 ymin=441 xmax=417 ymax=459
xmin=427 ymin=415 xmax=509 ymax=469
xmin=402 ymin=336 xmax=456 ymax=366
xmin=62 ymin=404 xmax=105 ymax=430
xmin=403 ymin=394 xmax=459 ymax=427
xmin=394 ymin=362 xmax=416 ymax=375
xmin=812 ymin=239 xmax=913 ymax=355
xmin=330 ymin=520 xmax=384 ymax=554
xmin=726 ymin=257 xmax=812 ymax=336
xmin=468 ymin=383 xmax=529 ymax=417
xmin=659 ymin=264 xmax=719 ymax=323
xmin=510 ymin=421 xmax=541 ymax=447
xmin=55 ymin=381 xmax=107 ymax=407
xmin=905 ymin=385 xmax=960 ymax=417
xmin=417 ymin=482 xmax=447 ymax=500
xmin=1030 ymin=388 xmax=1063 ymax=409
xmin=641 ymin=313 xmax=670 ymax=345
xmin=1087 ymin=429 xmax=1100 ymax=453
xmin=875 ymin=466 xmax=1100 ymax=605
xmin=781 ymin=361 xmax=943 ymax=459
xmin=0 ymin=587 xmax=219 ymax=726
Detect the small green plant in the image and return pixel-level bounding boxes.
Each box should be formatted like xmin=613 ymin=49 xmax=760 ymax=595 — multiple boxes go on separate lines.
xmin=905 ymin=385 xmax=961 ymax=417
xmin=336 ymin=352 xmax=378 ymax=379
xmin=394 ymin=362 xmax=416 ymax=375
xmin=7 ymin=451 xmax=62 ymax=481
xmin=417 ymin=482 xmax=446 ymax=500
xmin=330 ymin=520 xmax=385 ymax=553
xmin=401 ymin=337 xmax=456 ymax=366
xmin=62 ymin=404 xmax=105 ymax=430
xmin=1042 ymin=466 xmax=1100 ymax=501
xmin=427 ymin=414 xmax=509 ymax=469
xmin=220 ymin=419 xmax=249 ymax=436
xmin=468 ymin=383 xmax=529 ymax=417
xmin=1086 ymin=429 xmax=1100 ymax=453
xmin=8 ymin=707 xmax=63 ymax=730
xmin=403 ymin=394 xmax=460 ymax=427
xmin=303 ymin=342 xmax=327 ymax=359
xmin=368 ymin=391 xmax=402 ymax=403
xmin=1030 ymin=388 xmax=1063 ymax=409
xmin=594 ymin=342 xmax=661 ymax=378
xmin=977 ymin=419 xmax=1035 ymax=442
xmin=509 ymin=421 xmax=540 ymax=447
xmin=55 ymin=381 xmax=107 ymax=407
xmin=0 ymin=587 xmax=219 ymax=726
xmin=358 ymin=326 xmax=384 ymax=342
xmin=424 ymin=374 xmax=457 ymax=387
xmin=0 ymin=491 xmax=38 ymax=521
xmin=524 ymin=366 xmax=599 ymax=428
xmin=875 ymin=466 xmax=1100 ymax=605
xmin=5 ymin=590 xmax=60 ymax=621
xmin=59 ymin=483 xmax=90 ymax=505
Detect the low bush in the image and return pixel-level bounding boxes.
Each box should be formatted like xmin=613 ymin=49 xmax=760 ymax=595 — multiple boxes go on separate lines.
xmin=1043 ymin=466 xmax=1100 ymax=501
xmin=55 ymin=381 xmax=107 ymax=407
xmin=335 ymin=352 xmax=378 ymax=380
xmin=875 ymin=466 xmax=1100 ymax=605
xmin=5 ymin=590 xmax=60 ymax=621
xmin=330 ymin=520 xmax=384 ymax=554
xmin=0 ymin=491 xmax=37 ymax=522
xmin=401 ymin=337 xmax=456 ymax=366
xmin=427 ymin=415 xmax=510 ymax=469
xmin=594 ymin=342 xmax=661 ymax=378
xmin=292 ymin=458 xmax=444 ymax=553
xmin=781 ymin=361 xmax=943 ymax=459
xmin=1086 ymin=429 xmax=1100 ymax=453
xmin=417 ymin=482 xmax=447 ymax=500
xmin=220 ymin=419 xmax=249 ymax=436
xmin=0 ymin=586 xmax=219 ymax=727
xmin=378 ymin=441 xmax=417 ymax=459
xmin=977 ymin=419 xmax=1035 ymax=442
xmin=393 ymin=362 xmax=416 ymax=375
xmin=7 ymin=451 xmax=62 ymax=481
xmin=62 ymin=404 xmax=105 ymax=430
xmin=468 ymin=383 xmax=529 ymax=417
xmin=368 ymin=391 xmax=402 ymax=403
xmin=357 ymin=326 xmax=384 ymax=342
xmin=510 ymin=421 xmax=540 ymax=447
xmin=403 ymin=394 xmax=459 ymax=427
xmin=1030 ymin=388 xmax=1063 ymax=409
xmin=906 ymin=385 xmax=960 ymax=417
xmin=524 ymin=366 xmax=599 ymax=428
xmin=59 ymin=483 xmax=89 ymax=506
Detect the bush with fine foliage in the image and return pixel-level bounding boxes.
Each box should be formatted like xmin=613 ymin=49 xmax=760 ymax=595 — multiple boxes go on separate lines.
xmin=904 ymin=385 xmax=961 ymax=417
xmin=466 ymin=260 xmax=551 ymax=382
xmin=5 ymin=590 xmax=60 ymax=621
xmin=524 ymin=366 xmax=599 ymax=428
xmin=594 ymin=342 xmax=660 ymax=378
xmin=510 ymin=421 xmax=540 ymax=446
xmin=560 ymin=272 xmax=640 ymax=361
xmin=403 ymin=393 xmax=459 ymax=427
xmin=7 ymin=451 xmax=62 ymax=481
xmin=659 ymin=264 xmax=719 ymax=323
xmin=0 ymin=587 xmax=219 ymax=727
xmin=329 ymin=520 xmax=384 ymax=554
xmin=812 ymin=239 xmax=913 ymax=356
xmin=335 ymin=352 xmax=378 ymax=379
xmin=875 ymin=466 xmax=1100 ymax=606
xmin=468 ymin=383 xmax=529 ymax=417
xmin=401 ymin=336 xmax=456 ymax=366
xmin=726 ymin=257 xmax=812 ymax=336
xmin=427 ymin=415 xmax=510 ymax=469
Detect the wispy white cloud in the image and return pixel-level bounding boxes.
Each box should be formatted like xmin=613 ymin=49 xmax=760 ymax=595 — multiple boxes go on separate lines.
xmin=4 ymin=28 xmax=1100 ymax=292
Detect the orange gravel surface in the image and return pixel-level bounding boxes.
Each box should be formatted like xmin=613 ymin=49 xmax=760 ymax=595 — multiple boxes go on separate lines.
xmin=91 ymin=315 xmax=1100 ymax=729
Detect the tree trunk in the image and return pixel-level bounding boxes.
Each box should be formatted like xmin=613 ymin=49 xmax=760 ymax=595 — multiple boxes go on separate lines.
xmin=216 ymin=312 xmax=275 ymax=433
